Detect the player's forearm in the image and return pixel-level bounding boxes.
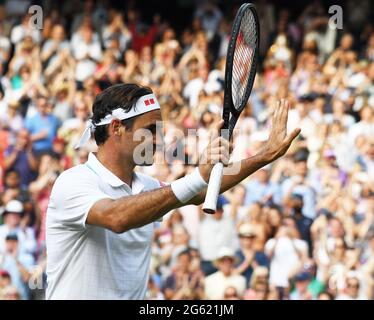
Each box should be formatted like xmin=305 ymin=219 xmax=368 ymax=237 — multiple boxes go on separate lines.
xmin=101 ymin=186 xmax=182 ymax=233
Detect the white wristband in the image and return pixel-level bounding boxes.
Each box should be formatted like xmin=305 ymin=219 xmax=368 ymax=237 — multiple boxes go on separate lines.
xmin=171 ymin=168 xmax=208 ymax=203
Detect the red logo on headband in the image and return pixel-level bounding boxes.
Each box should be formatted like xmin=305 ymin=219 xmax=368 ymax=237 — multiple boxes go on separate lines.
xmin=144 ymin=98 xmax=155 ymax=106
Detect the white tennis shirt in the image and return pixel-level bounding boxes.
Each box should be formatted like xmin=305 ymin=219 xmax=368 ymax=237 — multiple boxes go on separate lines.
xmin=46 ymin=152 xmax=162 ymax=299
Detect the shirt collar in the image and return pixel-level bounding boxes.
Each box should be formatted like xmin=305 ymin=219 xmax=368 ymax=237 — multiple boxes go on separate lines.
xmin=86 ymin=152 xmax=144 ymax=193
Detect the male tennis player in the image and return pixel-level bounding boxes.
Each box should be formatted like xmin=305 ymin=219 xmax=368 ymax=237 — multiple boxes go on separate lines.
xmin=45 ymin=83 xmax=300 ymax=299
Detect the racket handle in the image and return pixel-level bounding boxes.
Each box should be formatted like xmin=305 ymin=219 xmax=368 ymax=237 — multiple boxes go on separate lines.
xmin=202 ymin=162 xmax=224 ymax=214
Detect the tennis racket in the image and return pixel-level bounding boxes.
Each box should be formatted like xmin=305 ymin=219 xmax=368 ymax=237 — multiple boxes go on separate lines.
xmin=202 ymin=3 xmax=259 ymax=214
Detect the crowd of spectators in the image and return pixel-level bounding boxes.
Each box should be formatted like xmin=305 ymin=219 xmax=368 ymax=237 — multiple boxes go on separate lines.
xmin=0 ymin=0 xmax=373 ymax=300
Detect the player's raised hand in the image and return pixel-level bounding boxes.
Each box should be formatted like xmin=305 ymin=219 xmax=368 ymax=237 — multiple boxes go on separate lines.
xmin=260 ymin=99 xmax=301 ymax=162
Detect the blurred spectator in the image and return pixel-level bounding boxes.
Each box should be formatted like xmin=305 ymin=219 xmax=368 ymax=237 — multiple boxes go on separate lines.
xmin=289 ymin=271 xmax=316 ymax=300
xmin=234 ymin=223 xmax=269 ymax=285
xmin=71 ymin=24 xmax=102 ymax=82
xmin=25 ymin=96 xmax=59 ymax=155
xmin=10 ymin=13 xmax=41 ymax=45
xmin=244 ymin=166 xmax=281 ymax=206
xmin=198 ymin=197 xmax=239 ymax=276
xmin=204 ymin=247 xmax=246 ymax=300
xmin=0 ymin=200 xmax=37 ymax=255
xmin=4 ymin=129 xmax=38 ymax=187
xmin=243 ymin=266 xmax=270 ymax=300
xmin=0 ymin=269 xmax=11 ymax=298
xmin=336 ymin=274 xmax=368 ymax=300
xmin=281 ymin=151 xmax=317 ymax=219
xmin=163 ymin=249 xmax=204 ymax=300
xmin=265 ymin=217 xmax=309 ymax=298
xmin=0 ymin=233 xmax=34 ymax=299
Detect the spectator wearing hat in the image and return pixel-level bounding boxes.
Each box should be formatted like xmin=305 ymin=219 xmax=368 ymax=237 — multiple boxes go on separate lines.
xmin=4 ymin=129 xmax=38 ymax=187
xmin=204 ymin=247 xmax=246 ymax=300
xmin=289 ymin=271 xmax=316 ymax=300
xmin=198 ymin=196 xmax=239 ymax=276
xmin=0 ymin=232 xmax=35 ymax=299
xmin=0 ymin=200 xmax=37 ymax=255
xmin=234 ymin=223 xmax=269 ymax=286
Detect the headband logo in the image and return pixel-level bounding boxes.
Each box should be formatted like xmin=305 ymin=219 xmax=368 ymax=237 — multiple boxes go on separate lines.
xmin=144 ymin=98 xmax=155 ymax=106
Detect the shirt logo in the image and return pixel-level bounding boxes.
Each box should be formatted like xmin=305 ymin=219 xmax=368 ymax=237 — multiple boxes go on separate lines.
xmin=144 ymin=98 xmax=155 ymax=106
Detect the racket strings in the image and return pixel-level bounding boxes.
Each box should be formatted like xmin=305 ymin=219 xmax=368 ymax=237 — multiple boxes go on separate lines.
xmin=231 ymin=9 xmax=257 ymax=110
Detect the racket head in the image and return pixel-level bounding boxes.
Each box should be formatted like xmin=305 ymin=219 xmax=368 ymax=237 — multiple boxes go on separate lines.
xmin=222 ymin=3 xmax=260 ymax=137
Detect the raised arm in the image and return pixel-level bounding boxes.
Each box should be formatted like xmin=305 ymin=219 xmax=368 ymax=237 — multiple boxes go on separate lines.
xmin=87 ymin=99 xmax=300 ymax=233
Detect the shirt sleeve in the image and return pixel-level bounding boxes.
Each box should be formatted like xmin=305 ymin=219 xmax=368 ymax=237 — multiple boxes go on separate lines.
xmin=48 ymin=169 xmax=111 ymax=230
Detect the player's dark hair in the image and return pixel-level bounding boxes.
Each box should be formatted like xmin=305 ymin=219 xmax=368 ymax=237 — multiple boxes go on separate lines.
xmin=92 ymin=83 xmax=153 ymax=145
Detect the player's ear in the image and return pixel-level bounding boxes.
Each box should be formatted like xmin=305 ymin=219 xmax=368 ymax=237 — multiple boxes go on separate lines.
xmin=110 ymin=119 xmax=122 ymax=136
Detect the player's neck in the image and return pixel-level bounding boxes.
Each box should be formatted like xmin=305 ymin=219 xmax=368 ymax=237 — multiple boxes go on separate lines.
xmin=96 ymin=148 xmax=135 ymax=187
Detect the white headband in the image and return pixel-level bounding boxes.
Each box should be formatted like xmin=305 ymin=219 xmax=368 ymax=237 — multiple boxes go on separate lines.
xmin=75 ymin=93 xmax=160 ymax=149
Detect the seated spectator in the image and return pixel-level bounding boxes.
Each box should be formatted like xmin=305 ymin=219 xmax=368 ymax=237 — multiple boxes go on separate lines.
xmin=204 ymin=247 xmax=246 ymax=300
xmin=146 ymin=276 xmax=164 ymax=300
xmin=162 ymin=249 xmax=204 ymax=300
xmin=318 ymin=291 xmax=334 ymax=300
xmin=1 ymin=169 xmax=32 ymax=204
xmin=245 ymin=280 xmax=270 ymax=300
xmin=198 ymin=197 xmax=239 ymax=276
xmin=0 ymin=269 xmax=12 ymax=299
xmin=0 ymin=100 xmax=24 ymax=146
xmin=244 ymin=266 xmax=270 ymax=300
xmin=234 ymin=223 xmax=269 ymax=286
xmin=289 ymin=271 xmax=316 ymax=300
xmin=244 ymin=166 xmax=281 ymax=206
xmin=223 ymin=286 xmax=241 ymax=300
xmin=4 ymin=129 xmax=38 ymax=187
xmin=25 ymin=96 xmax=59 ymax=155
xmin=41 ymin=24 xmax=70 ymax=69
xmin=335 ymin=274 xmax=368 ymax=300
xmin=71 ymin=23 xmax=102 ymax=83
xmin=0 ymin=233 xmax=35 ymax=299
xmin=0 ymin=200 xmax=37 ymax=255
xmin=1 ymin=285 xmax=21 ymax=300
xmin=281 ymin=151 xmax=317 ymax=219
xmin=10 ymin=13 xmax=41 ymax=45
xmin=265 ymin=218 xmax=309 ymax=297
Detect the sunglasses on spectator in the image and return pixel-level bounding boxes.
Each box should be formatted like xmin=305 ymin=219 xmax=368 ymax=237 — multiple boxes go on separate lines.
xmin=347 ymin=282 xmax=359 ymax=288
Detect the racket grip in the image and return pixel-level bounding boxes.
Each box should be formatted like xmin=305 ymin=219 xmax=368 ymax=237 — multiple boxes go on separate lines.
xmin=202 ymin=162 xmax=224 ymax=214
